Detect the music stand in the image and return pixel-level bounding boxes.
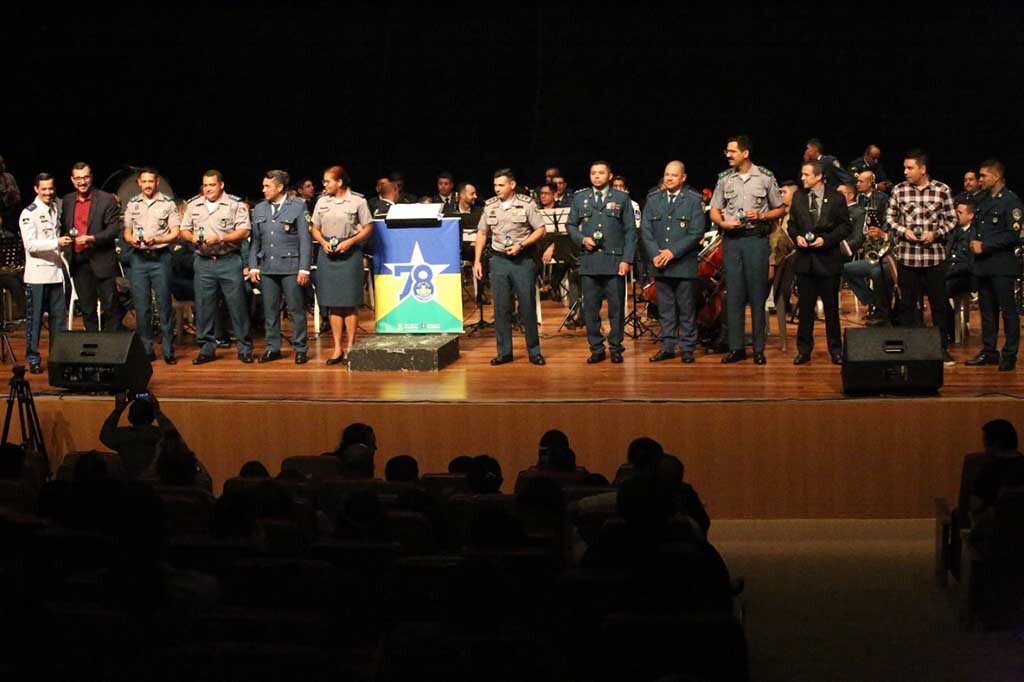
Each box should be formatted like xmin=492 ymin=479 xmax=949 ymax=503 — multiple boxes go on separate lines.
xmin=623 ymin=272 xmax=653 ymax=339
xmin=465 ymin=246 xmax=494 ymax=336
xmin=0 ymin=232 xmax=25 ymax=364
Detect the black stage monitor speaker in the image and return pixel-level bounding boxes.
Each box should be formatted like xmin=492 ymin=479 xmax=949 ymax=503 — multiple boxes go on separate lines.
xmin=842 ymin=327 xmax=943 ymax=395
xmin=48 ymin=331 xmax=152 ymax=393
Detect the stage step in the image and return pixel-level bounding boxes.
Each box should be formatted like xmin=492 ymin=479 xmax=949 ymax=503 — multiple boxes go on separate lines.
xmin=348 ymin=334 xmax=460 ymax=372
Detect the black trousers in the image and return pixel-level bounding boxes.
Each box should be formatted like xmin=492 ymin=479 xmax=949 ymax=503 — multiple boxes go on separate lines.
xmin=897 ymin=262 xmax=949 ymax=349
xmin=796 ymin=273 xmax=841 ymax=355
xmin=943 ymin=273 xmax=974 ymax=341
xmin=72 ymin=257 xmax=118 ymax=332
xmin=977 ymin=274 xmax=1019 ymax=358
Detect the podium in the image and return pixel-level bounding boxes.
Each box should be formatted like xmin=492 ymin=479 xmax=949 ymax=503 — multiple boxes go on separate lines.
xmin=349 ymin=205 xmax=463 ymax=371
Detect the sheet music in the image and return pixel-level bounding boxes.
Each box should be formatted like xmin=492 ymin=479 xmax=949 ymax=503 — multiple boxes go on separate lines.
xmin=541 ymin=207 xmax=570 ymax=233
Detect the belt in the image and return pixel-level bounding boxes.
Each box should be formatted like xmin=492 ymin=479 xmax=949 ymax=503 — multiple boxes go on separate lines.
xmin=196 ymin=252 xmax=238 ymax=261
xmin=724 ymin=225 xmax=768 ymax=239
xmin=134 ymin=248 xmax=167 ymax=259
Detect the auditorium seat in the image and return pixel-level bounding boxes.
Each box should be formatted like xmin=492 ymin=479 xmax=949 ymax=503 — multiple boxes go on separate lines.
xmin=512 ymin=466 xmax=588 ymax=494
xmin=158 ymin=493 xmax=213 ymax=537
xmin=385 ymin=510 xmax=436 ymax=556
xmin=315 ymin=478 xmax=413 ymax=518
xmin=279 ymin=454 xmax=340 ymax=481
xmin=418 ymin=473 xmax=471 ymax=499
xmin=55 ymin=451 xmax=124 ymax=482
xmin=0 ymin=479 xmax=35 ymax=513
xmin=446 ymin=493 xmax=516 ymax=548
xmin=166 ymin=537 xmax=261 ymax=580
xmin=223 ymin=558 xmax=340 ymax=610
xmin=563 ymin=484 xmax=616 ymax=503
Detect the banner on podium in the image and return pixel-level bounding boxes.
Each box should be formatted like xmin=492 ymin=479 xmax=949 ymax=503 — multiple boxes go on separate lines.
xmin=372 ymin=217 xmax=464 ymax=334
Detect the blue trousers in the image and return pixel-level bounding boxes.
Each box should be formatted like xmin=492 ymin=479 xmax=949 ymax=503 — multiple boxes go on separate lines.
xmin=129 ymin=249 xmax=174 ymax=357
xmin=490 ymin=254 xmax=541 ymax=359
xmin=25 ymin=282 xmax=69 ymax=364
xmin=260 ymin=273 xmax=308 ymax=354
xmin=194 ymin=254 xmax=252 ymax=356
xmin=582 ymin=274 xmax=625 ymax=354
xmin=655 ymin=277 xmax=697 ymax=353
xmin=723 ymin=236 xmax=769 ymax=352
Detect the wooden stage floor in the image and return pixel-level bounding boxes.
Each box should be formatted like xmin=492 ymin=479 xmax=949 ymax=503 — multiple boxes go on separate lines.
xmin=17 ymin=290 xmax=1024 ymax=403
xmin=14 ymin=290 xmax=1024 ymax=518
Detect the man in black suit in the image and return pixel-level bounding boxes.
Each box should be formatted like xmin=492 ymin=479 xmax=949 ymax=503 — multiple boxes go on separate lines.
xmin=788 ymin=160 xmax=852 ymax=365
xmin=61 ymin=162 xmax=122 ymax=331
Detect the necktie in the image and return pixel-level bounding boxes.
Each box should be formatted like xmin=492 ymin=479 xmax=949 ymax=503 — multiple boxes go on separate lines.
xmin=272 ymin=203 xmax=280 ymax=219
xmin=669 ymin=193 xmax=677 ymax=205
xmin=595 ymin=190 xmax=603 ymax=206
xmin=809 ymin=193 xmax=819 ymax=222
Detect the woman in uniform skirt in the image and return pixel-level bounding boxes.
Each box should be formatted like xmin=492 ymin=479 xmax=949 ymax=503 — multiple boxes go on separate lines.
xmin=310 ymin=165 xmax=373 ymax=364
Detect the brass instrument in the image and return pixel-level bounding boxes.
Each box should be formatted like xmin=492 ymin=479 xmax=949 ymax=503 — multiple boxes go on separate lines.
xmin=860 ymin=198 xmax=893 ymax=265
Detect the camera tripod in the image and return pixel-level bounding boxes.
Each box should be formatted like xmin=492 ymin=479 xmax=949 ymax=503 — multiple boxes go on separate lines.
xmin=1 ymin=365 xmax=49 ymax=476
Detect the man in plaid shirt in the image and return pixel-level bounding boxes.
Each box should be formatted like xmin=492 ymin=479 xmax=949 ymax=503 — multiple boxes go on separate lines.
xmin=886 ymin=150 xmax=957 ymax=364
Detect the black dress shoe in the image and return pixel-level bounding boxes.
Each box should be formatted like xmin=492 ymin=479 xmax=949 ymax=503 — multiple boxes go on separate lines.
xmin=965 ymin=352 xmax=1000 ymax=366
xmin=587 ymin=351 xmax=606 ymax=364
xmin=706 ymin=342 xmax=730 ymax=355
xmin=610 ymin=352 xmax=623 ymax=364
xmin=216 ymin=338 xmax=232 ymax=349
xmin=326 ymin=355 xmax=345 ymax=366
xmin=28 ymin=363 xmax=43 ymax=374
xmin=258 ymin=350 xmax=283 ymax=363
xmin=164 ymin=355 xmax=177 ymax=365
xmin=680 ymin=351 xmax=695 ymax=364
xmin=830 ymin=352 xmax=843 ymax=365
xmin=294 ymin=352 xmax=308 ymax=365
xmin=753 ymin=352 xmax=767 ymax=365
xmin=238 ymin=353 xmax=254 ymax=364
xmin=649 ymin=350 xmax=676 ymax=362
xmin=721 ymin=350 xmax=747 ymax=364
xmin=490 ymin=355 xmax=513 ymax=366
xmin=999 ymin=355 xmax=1017 ymax=372
xmin=192 ymin=354 xmax=215 ymax=366
xmin=529 ymin=354 xmax=546 ymax=366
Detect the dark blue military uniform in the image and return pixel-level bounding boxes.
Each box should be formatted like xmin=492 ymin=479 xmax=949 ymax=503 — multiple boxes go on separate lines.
xmin=250 ymin=196 xmax=312 ymax=355
xmin=640 ymin=188 xmax=706 ymax=354
xmin=971 ymin=187 xmax=1023 ymax=361
xmin=819 ymin=155 xmax=854 ymax=188
xmin=566 ymin=186 xmax=637 ymax=355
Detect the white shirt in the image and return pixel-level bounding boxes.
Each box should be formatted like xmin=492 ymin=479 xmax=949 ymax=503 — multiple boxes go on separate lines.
xmin=205 ymin=197 xmax=222 ymax=214
xmin=19 ymin=195 xmax=67 ymax=285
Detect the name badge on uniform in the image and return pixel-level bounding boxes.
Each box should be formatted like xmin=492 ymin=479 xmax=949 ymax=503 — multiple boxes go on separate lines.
xmin=512 ymin=207 xmax=526 ymax=216
xmin=679 ymin=218 xmax=687 ymax=228
xmin=158 ymin=218 xmax=168 ymax=227
xmin=607 ymin=202 xmax=620 ymax=211
xmin=284 ymin=222 xmax=294 ymax=233
xmin=220 ymin=218 xmax=228 ymax=227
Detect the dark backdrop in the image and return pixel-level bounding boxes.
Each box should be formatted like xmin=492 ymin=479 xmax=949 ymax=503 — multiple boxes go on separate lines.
xmin=5 ymin=3 xmax=1023 ymax=203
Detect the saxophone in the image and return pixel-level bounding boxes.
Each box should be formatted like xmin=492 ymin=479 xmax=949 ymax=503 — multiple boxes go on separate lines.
xmin=860 ymin=196 xmax=893 ymax=264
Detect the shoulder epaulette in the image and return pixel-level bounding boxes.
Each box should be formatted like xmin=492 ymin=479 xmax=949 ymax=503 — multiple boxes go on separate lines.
xmin=485 ymin=196 xmax=499 ymax=205
xmin=227 ymin=194 xmax=242 ymax=202
xmin=128 ymin=194 xmax=143 ymax=203
xmin=647 ymin=189 xmax=661 ymax=197
xmin=718 ymin=169 xmax=735 ymax=179
xmin=757 ymin=166 xmax=774 ymax=177
xmin=350 ymin=190 xmax=364 ymax=198
xmin=515 ymin=192 xmax=532 ymax=200
xmin=187 ymin=194 xmax=202 ymax=203
xmin=684 ymin=188 xmax=701 ymax=199
xmin=574 ymin=188 xmax=588 ymax=195
xmin=26 ymin=203 xmax=37 ymax=212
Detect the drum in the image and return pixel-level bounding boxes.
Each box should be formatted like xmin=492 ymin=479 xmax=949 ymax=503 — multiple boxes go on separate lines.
xmin=698 ymin=234 xmax=723 ymax=280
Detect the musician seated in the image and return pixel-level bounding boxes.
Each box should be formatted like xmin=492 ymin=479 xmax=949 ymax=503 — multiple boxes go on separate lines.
xmin=943 ymin=199 xmax=977 ymax=344
xmin=840 ymin=182 xmax=894 ymax=327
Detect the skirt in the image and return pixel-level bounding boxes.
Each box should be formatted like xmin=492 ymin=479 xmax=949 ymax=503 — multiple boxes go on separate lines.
xmin=316 ymin=245 xmax=364 ymax=308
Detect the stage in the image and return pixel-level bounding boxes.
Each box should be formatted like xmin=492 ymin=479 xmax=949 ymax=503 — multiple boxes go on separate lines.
xmin=14 ymin=291 xmax=1024 ymax=519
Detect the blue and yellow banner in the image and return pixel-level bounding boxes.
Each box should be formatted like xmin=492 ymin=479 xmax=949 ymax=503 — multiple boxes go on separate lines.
xmin=372 ymin=218 xmax=464 ymax=333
